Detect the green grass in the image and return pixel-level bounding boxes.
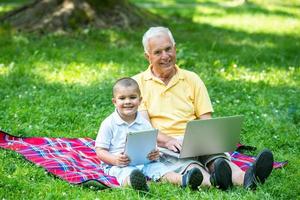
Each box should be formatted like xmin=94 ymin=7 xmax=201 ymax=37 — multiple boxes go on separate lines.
xmin=0 ymin=0 xmax=299 ymax=199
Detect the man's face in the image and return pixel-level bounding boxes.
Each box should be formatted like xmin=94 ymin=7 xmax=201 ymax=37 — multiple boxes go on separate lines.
xmin=145 ymin=34 xmax=176 ymax=70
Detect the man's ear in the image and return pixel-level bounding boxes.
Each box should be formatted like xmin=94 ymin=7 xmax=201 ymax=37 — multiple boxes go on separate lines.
xmin=144 ymin=52 xmax=150 ymax=62
xmin=112 ymin=98 xmax=116 ymax=106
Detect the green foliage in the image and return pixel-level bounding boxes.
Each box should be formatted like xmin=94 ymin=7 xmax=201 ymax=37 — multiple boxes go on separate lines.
xmin=0 ymin=0 xmax=299 ymax=199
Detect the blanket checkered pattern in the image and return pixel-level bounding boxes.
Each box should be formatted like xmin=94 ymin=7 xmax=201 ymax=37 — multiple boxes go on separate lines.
xmin=0 ymin=130 xmax=287 ymax=188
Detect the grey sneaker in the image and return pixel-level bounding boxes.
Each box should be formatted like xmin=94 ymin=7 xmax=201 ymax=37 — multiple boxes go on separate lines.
xmin=129 ymin=169 xmax=149 ymax=192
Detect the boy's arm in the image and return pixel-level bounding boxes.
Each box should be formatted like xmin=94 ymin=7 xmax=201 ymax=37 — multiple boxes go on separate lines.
xmin=96 ymin=147 xmax=130 ymax=167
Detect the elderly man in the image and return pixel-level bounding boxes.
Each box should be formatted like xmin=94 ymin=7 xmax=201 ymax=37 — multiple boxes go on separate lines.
xmin=133 ymin=27 xmax=274 ymax=190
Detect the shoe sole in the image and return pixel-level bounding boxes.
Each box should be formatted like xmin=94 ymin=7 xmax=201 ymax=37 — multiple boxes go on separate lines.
xmin=214 ymin=159 xmax=233 ymax=190
xmin=254 ymin=149 xmax=274 ymax=184
xmin=188 ymin=168 xmax=203 ymax=190
xmin=129 ymin=169 xmax=149 ymax=192
xmin=243 ymin=166 xmax=257 ymax=190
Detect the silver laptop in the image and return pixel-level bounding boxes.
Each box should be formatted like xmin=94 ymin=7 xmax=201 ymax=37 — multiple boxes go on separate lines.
xmin=158 ymin=115 xmax=243 ymax=158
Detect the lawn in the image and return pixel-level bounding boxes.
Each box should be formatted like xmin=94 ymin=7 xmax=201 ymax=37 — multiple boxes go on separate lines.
xmin=0 ymin=0 xmax=299 ymax=199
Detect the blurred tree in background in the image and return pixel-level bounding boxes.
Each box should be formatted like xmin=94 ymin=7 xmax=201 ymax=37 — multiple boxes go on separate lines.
xmin=0 ymin=0 xmax=158 ymax=32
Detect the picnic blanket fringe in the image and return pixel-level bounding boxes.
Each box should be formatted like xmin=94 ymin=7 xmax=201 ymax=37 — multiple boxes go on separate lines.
xmin=0 ymin=130 xmax=288 ymax=188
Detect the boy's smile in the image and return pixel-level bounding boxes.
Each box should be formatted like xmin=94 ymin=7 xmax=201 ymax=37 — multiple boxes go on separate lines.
xmin=112 ymin=85 xmax=142 ymax=123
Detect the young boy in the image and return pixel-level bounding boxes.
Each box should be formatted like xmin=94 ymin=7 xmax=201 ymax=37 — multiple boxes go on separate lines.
xmin=95 ymin=77 xmax=203 ymax=192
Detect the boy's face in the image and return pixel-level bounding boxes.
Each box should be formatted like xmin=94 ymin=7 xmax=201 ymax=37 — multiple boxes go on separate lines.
xmin=112 ymin=86 xmax=141 ymax=120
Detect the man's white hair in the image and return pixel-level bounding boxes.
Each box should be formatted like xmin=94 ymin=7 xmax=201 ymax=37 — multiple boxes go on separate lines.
xmin=142 ymin=27 xmax=176 ymax=54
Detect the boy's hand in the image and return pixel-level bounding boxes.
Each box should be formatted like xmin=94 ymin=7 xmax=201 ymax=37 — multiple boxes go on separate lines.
xmin=148 ymin=149 xmax=160 ymax=161
xmin=114 ymin=153 xmax=130 ymax=167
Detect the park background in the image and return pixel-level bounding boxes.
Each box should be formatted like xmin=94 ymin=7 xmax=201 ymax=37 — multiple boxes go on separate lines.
xmin=0 ymin=0 xmax=299 ymax=199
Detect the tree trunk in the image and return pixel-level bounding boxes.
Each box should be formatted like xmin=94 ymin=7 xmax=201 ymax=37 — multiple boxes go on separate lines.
xmin=0 ymin=0 xmax=159 ymax=32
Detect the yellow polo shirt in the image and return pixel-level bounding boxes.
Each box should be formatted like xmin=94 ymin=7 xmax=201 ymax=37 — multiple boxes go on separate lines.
xmin=133 ymin=65 xmax=213 ymax=136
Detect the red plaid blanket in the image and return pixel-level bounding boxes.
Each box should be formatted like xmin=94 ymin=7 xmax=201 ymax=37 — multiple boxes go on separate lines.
xmin=0 ymin=130 xmax=287 ymax=188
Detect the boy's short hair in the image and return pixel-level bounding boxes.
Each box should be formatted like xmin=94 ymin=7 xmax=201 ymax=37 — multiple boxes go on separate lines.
xmin=113 ymin=77 xmax=141 ymax=96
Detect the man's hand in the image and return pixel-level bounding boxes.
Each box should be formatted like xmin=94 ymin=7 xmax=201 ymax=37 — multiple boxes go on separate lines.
xmin=148 ymin=149 xmax=160 ymax=161
xmin=165 ymin=138 xmax=182 ymax=152
xmin=114 ymin=153 xmax=130 ymax=167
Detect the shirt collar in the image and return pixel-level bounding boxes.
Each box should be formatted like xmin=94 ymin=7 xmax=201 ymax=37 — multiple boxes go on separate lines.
xmin=113 ymin=109 xmax=143 ymax=126
xmin=143 ymin=64 xmax=184 ymax=81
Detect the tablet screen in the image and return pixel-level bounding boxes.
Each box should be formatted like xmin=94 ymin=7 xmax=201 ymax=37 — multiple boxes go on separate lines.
xmin=124 ymin=129 xmax=158 ymax=166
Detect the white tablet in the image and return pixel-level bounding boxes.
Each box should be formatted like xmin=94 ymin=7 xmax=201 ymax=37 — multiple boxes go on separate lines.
xmin=124 ymin=129 xmax=158 ymax=166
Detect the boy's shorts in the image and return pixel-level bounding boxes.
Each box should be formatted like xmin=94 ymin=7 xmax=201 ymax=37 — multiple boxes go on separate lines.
xmin=103 ymin=161 xmax=171 ymax=186
xmin=160 ymin=152 xmax=230 ymax=174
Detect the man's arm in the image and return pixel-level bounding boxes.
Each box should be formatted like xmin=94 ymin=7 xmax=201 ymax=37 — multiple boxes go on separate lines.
xmin=139 ymin=110 xmax=182 ymax=152
xmin=199 ymin=112 xmax=212 ymax=120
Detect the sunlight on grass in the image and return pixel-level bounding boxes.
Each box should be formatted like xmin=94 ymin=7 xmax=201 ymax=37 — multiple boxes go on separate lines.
xmin=12 ymin=35 xmax=29 ymax=44
xmin=0 ymin=65 xmax=9 ymax=75
xmin=192 ymin=1 xmax=300 ymax=35
xmin=218 ymin=65 xmax=299 ymax=87
xmin=33 ymin=62 xmax=124 ymax=85
xmin=0 ymin=5 xmax=16 ymax=13
xmin=0 ymin=63 xmax=14 ymax=76
xmin=194 ymin=14 xmax=299 ymax=35
xmin=0 ymin=67 xmax=9 ymax=75
xmin=137 ymin=0 xmax=300 ymax=35
xmin=224 ymin=37 xmax=276 ymax=48
xmin=0 ymin=1 xmax=28 ymax=15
